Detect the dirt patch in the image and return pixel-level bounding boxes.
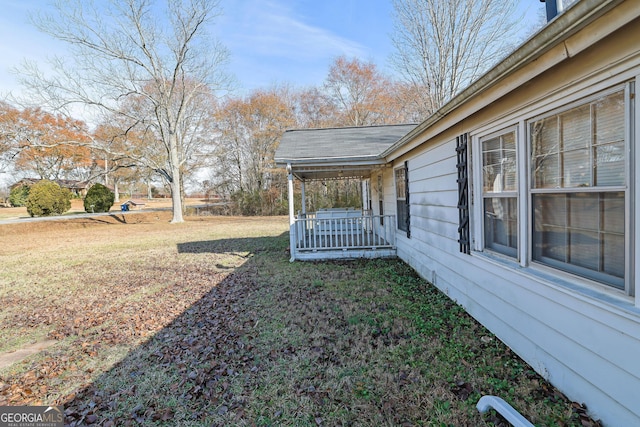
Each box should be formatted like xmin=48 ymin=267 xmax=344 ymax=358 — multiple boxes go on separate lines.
xmin=0 ymin=211 xmax=173 ymax=236
xmin=0 ymin=341 xmax=58 ymax=369
xmin=0 ymin=197 xmax=204 ymax=221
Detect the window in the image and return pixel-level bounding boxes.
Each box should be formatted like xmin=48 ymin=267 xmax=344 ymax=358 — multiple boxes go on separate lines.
xmin=530 ymin=89 xmax=626 ymax=289
xmin=474 ymin=84 xmax=632 ymax=293
xmin=395 ymin=163 xmax=409 ymax=235
xmin=481 ymin=129 xmax=518 ymax=257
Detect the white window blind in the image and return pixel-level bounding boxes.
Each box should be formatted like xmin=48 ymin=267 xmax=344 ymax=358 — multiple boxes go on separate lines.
xmin=530 ymin=90 xmax=626 ymax=289
xmin=482 ymin=130 xmax=517 ymax=257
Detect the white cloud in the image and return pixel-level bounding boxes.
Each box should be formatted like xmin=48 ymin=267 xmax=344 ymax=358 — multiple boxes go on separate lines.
xmin=0 ymin=0 xmax=369 ymax=99
xmin=257 ymin=8 xmax=363 ymax=58
xmin=214 ymin=0 xmax=370 ymax=92
xmin=222 ymin=0 xmax=366 ymax=61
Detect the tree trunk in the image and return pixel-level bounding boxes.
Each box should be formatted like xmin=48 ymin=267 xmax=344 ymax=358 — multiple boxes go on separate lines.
xmin=180 ymin=173 xmax=186 ymax=215
xmin=169 ymin=138 xmax=184 ymax=223
xmin=170 ymin=178 xmax=183 ymax=222
xmin=104 ymin=158 xmax=108 ymax=187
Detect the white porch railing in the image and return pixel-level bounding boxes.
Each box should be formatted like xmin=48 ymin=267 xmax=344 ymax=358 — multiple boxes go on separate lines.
xmin=292 ymin=212 xmax=396 ymax=253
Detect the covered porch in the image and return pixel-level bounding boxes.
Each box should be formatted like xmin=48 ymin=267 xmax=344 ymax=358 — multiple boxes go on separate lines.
xmin=291 ymin=208 xmax=397 ymax=261
xmin=275 ymin=124 xmax=416 ymax=261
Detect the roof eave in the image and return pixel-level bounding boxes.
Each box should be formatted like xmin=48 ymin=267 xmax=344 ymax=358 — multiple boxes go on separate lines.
xmin=275 ymin=155 xmax=385 ymax=167
xmin=381 ymin=0 xmax=625 ymax=159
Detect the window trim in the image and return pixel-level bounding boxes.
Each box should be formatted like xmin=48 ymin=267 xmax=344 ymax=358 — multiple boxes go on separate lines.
xmin=479 ymin=126 xmax=519 ymax=258
xmin=471 ymin=81 xmax=634 ymax=297
xmin=394 ymin=162 xmax=410 ymax=236
xmin=526 ymin=84 xmax=629 ymax=293
xmin=630 ymin=78 xmax=638 ymax=300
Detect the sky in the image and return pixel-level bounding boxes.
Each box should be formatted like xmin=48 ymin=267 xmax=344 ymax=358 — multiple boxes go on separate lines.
xmin=0 ymin=0 xmax=546 ymax=101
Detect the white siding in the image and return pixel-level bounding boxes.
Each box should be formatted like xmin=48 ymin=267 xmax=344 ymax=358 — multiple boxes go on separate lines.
xmin=388 ymin=11 xmax=640 ymax=425
xmin=410 ymin=145 xmax=458 ymax=244
xmin=397 ymin=218 xmax=640 ymax=424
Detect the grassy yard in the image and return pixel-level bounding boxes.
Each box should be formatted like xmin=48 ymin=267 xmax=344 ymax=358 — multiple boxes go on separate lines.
xmin=0 ymin=213 xmax=596 ymax=426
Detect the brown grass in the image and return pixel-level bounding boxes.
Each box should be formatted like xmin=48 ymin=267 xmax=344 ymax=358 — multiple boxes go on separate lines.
xmin=0 ymin=215 xmax=598 ymax=426
xmin=0 ymin=197 xmax=204 ymax=220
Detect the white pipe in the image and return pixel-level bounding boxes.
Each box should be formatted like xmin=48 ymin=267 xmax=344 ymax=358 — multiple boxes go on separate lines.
xmin=477 ymin=396 xmax=535 ymax=427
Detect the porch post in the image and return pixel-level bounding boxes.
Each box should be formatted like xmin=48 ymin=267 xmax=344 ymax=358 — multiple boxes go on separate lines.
xmin=361 ymin=180 xmax=368 ymax=211
xmin=287 ymin=164 xmax=295 ymax=224
xmin=287 ymin=164 xmax=296 ymax=262
xmin=301 ymin=180 xmax=307 ymax=215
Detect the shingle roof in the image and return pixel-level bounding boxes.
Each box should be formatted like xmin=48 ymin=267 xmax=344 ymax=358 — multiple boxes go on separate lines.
xmin=275 ymin=124 xmax=417 ymax=164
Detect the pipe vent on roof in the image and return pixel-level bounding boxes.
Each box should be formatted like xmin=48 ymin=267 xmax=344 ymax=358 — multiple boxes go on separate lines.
xmin=540 ymin=0 xmax=559 ymax=21
xmin=540 ymin=0 xmax=580 ymax=22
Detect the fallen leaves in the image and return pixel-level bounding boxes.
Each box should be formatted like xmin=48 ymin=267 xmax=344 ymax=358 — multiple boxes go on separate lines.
xmin=451 ymin=380 xmax=474 ymax=401
xmin=55 ymin=261 xmax=262 ymax=426
xmin=0 ymin=217 xmax=604 ymax=426
xmin=0 ymin=236 xmax=248 ymax=425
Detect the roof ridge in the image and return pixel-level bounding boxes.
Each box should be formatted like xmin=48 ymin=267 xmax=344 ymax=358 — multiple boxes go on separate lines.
xmin=284 ymin=123 xmax=418 ymax=133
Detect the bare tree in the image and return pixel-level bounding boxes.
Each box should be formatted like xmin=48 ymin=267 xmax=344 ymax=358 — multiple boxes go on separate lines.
xmin=213 ymin=86 xmax=295 ymax=198
xmin=391 ymin=0 xmax=520 ymax=117
xmin=293 ymin=87 xmax=339 ymax=129
xmin=324 ymin=56 xmax=393 ymax=127
xmin=17 ymin=0 xmax=230 ymax=222
xmin=323 ymin=56 xmax=424 ymax=126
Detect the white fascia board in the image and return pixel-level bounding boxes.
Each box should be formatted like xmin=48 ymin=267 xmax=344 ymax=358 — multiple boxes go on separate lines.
xmin=382 ymin=0 xmax=632 ymax=161
xmin=276 ymin=156 xmax=386 ymax=167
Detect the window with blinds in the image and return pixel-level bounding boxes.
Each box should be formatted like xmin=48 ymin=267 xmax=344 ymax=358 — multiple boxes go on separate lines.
xmin=529 ymin=89 xmax=626 ymax=289
xmin=481 ymin=129 xmax=518 ymax=257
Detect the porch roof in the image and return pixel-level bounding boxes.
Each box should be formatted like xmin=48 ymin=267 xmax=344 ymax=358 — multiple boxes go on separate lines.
xmin=275 ymin=124 xmax=417 ymax=181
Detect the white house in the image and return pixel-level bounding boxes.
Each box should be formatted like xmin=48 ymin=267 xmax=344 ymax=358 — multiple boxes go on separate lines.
xmin=275 ymin=0 xmax=640 ymax=425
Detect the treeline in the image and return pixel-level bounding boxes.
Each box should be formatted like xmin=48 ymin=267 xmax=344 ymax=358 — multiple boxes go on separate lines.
xmin=1 ymin=56 xmax=427 ymax=215
xmin=0 ymin=0 xmax=529 ymax=220
xmin=210 ymin=56 xmax=429 ymax=215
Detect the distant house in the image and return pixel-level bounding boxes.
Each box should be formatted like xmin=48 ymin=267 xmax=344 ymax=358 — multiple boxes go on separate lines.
xmin=276 ymin=0 xmax=640 ymax=425
xmin=122 ymin=199 xmax=146 ymax=210
xmin=10 ymin=178 xmax=90 ymax=197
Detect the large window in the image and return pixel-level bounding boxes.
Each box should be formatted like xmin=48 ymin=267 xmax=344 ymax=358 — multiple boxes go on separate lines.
xmin=481 ymin=129 xmax=518 ymax=257
xmin=530 ymin=89 xmax=626 ymax=289
xmin=474 ymin=85 xmax=631 ymax=293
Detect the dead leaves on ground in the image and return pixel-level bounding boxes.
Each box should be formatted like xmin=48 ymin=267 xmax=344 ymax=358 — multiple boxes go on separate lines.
xmin=61 ymin=269 xmax=258 ymax=426
xmin=0 ymin=253 xmax=235 ymax=414
xmin=1 ymin=239 xmax=604 ymax=426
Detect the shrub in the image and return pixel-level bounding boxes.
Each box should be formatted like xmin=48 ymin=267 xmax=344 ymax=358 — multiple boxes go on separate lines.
xmin=9 ymin=185 xmax=30 ymax=207
xmin=25 ymin=180 xmax=72 ymax=217
xmin=229 ymin=189 xmax=288 ymax=216
xmin=84 ymin=183 xmax=115 ymax=213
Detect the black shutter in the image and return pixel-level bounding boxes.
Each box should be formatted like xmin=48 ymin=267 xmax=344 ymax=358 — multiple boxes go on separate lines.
xmin=456 ymin=134 xmax=470 ymax=254
xmin=404 ymin=161 xmax=410 ymax=238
